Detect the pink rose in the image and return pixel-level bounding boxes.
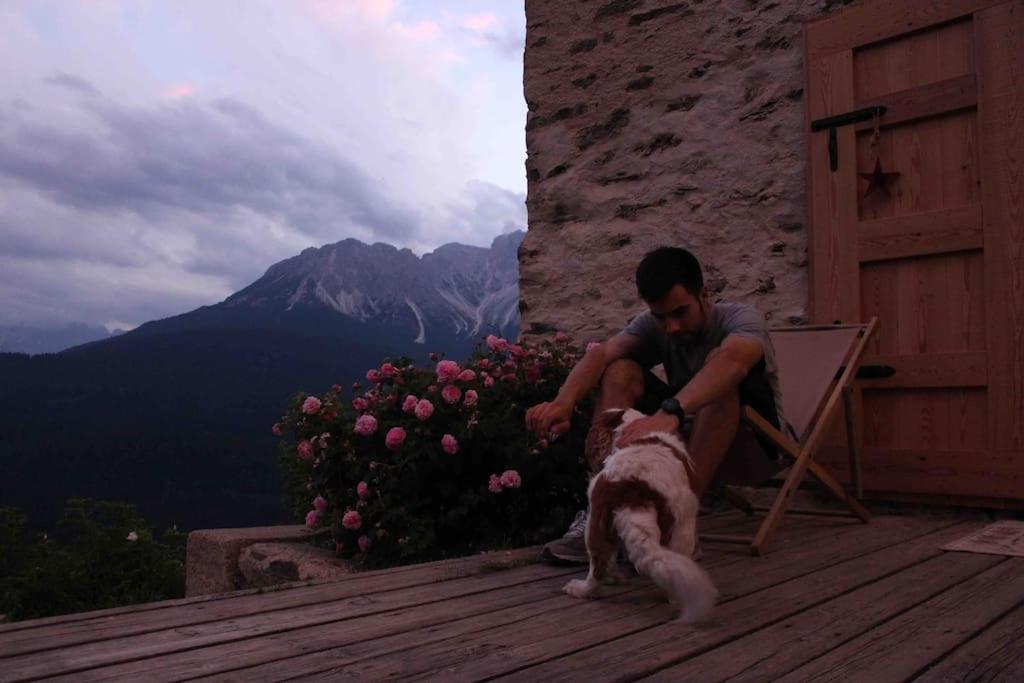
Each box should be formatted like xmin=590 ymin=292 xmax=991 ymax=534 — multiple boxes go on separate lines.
xmin=415 ymin=399 xmax=435 ymax=421
xmin=297 ymin=440 xmax=313 ymax=460
xmin=478 ymin=358 xmax=490 ymax=369
xmin=380 ymin=363 xmax=398 ymax=378
xmin=463 ymin=390 xmax=478 ymax=407
xmin=305 ymin=510 xmax=319 ymax=527
xmin=357 ymin=481 xmax=370 ymax=500
xmin=488 ymin=474 xmax=503 ymax=494
xmin=427 ymin=384 xmax=438 ymax=393
xmin=313 ymin=495 xmax=328 ymax=514
xmin=509 ymin=345 xmax=526 ymax=358
xmin=486 ymin=335 xmax=509 ymax=352
xmin=501 ymin=373 xmax=517 ymax=382
xmin=429 ymin=352 xmax=439 ymax=361
xmin=366 ymin=369 xmax=382 ymax=384
xmin=441 ymin=434 xmax=459 ymax=454
xmin=436 ymin=360 xmax=461 ymax=383
xmin=525 ymin=366 xmax=541 ymax=383
xmin=354 ymin=414 xmax=378 ymax=436
xmin=331 ymin=384 xmax=343 ymax=393
xmin=352 ymin=397 xmax=369 ymax=412
xmin=586 ymin=341 xmax=601 ymax=353
xmin=272 ymin=423 xmax=283 ymax=436
xmin=385 ymin=426 xmax=407 ymax=450
xmin=555 ymin=331 xmax=569 ymax=344
xmin=358 ymin=535 xmax=373 ymax=553
xmin=351 ymin=382 xmax=361 ymax=391
xmin=402 ymin=394 xmax=419 ymax=413
xmin=457 ymin=369 xmax=477 ymax=382
xmin=441 ymin=384 xmax=462 ymax=405
xmin=301 ymin=396 xmax=322 ymax=414
xmin=342 ymin=510 xmax=362 ymax=530
xmin=484 ymin=375 xmax=495 ymax=388
xmin=500 ymin=469 xmax=522 ymax=489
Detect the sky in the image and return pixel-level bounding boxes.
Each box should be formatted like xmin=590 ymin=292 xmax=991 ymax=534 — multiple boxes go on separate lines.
xmin=0 ymin=0 xmax=527 ymax=331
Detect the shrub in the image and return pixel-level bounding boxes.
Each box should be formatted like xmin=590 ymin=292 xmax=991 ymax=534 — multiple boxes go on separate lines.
xmin=0 ymin=499 xmax=186 ymax=621
xmin=275 ymin=333 xmax=595 ymax=568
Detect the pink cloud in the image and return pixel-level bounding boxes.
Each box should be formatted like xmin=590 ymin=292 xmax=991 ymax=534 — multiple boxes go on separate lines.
xmin=162 ymin=83 xmax=196 ymax=100
xmin=461 ymin=13 xmax=497 ymax=32
xmin=393 ymin=20 xmax=440 ymax=41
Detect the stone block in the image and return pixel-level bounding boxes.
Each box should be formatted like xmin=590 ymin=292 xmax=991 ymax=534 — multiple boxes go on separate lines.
xmin=185 ymin=525 xmax=327 ymax=597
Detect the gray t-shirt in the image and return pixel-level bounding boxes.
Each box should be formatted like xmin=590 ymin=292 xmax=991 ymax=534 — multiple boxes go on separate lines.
xmin=621 ymin=301 xmax=789 ymax=435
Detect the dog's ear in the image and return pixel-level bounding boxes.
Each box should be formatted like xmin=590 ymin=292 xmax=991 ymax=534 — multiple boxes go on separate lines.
xmin=585 ymin=409 xmax=626 ymax=471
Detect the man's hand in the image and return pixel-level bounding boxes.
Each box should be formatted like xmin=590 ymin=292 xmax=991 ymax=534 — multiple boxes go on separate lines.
xmin=525 ymin=400 xmax=574 ymax=439
xmin=614 ymin=411 xmax=681 ymax=448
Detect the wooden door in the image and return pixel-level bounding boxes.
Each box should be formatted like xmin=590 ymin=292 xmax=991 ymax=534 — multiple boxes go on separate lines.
xmin=804 ymin=0 xmax=1024 ymax=504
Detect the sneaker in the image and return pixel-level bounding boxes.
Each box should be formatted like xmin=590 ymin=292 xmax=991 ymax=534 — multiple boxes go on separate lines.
xmin=540 ymin=509 xmax=589 ymax=564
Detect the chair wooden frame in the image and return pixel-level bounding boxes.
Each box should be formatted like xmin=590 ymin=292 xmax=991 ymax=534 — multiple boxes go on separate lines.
xmin=702 ymin=317 xmax=878 ymax=556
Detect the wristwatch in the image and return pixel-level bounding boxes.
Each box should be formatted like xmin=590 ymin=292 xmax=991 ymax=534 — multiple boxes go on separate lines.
xmin=659 ymin=397 xmax=687 ymax=427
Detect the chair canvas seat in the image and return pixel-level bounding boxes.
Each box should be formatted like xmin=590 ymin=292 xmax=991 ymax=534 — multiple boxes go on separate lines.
xmin=702 ymin=318 xmax=878 ymax=556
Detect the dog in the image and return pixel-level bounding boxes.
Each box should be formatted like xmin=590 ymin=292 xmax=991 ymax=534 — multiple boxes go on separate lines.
xmin=562 ymin=408 xmax=718 ymax=623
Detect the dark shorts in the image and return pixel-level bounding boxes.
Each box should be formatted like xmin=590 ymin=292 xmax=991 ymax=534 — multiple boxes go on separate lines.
xmin=637 ymin=358 xmax=784 ymax=488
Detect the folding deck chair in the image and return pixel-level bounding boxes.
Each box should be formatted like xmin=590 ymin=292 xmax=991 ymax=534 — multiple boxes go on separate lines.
xmin=701 ymin=317 xmax=878 ymax=556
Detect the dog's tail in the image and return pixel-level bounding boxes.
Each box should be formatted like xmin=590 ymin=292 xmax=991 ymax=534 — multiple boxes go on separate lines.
xmin=614 ymin=506 xmax=718 ymax=623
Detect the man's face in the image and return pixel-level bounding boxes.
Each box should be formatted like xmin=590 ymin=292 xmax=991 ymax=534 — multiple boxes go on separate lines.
xmin=647 ymin=284 xmax=709 ymax=342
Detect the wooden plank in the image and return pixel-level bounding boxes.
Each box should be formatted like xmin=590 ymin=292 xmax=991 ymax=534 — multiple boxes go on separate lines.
xmin=853 ymin=75 xmax=978 ymax=131
xmin=643 ymin=552 xmax=1005 ymax=682
xmin=858 ymin=206 xmax=983 ymax=262
xmin=805 ymin=0 xmax=1007 ymax=59
xmin=913 ymin=600 xmax=1024 ymax=681
xmin=22 ymin=516 xmax=847 ymax=682
xmin=858 ymin=352 xmax=987 ymax=387
xmin=423 ymin=520 xmax=973 ymax=682
xmin=0 ymin=543 xmax=545 ymax=635
xmin=774 ymin=558 xmax=1024 ymax=682
xmin=818 ymin=446 xmax=1024 ymax=498
xmin=806 ymin=47 xmax=860 ymax=324
xmin=977 ymin=1 xmax=1024 ymax=452
xmin=0 ymin=563 xmax=583 ymax=682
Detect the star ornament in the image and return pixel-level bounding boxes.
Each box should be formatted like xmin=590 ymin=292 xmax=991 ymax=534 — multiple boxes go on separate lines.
xmin=858 ymin=158 xmax=901 ymax=199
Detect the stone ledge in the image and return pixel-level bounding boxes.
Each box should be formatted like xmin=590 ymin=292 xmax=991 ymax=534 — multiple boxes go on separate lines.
xmin=185 ymin=525 xmax=330 ymax=597
xmin=238 ymin=542 xmax=352 ymax=588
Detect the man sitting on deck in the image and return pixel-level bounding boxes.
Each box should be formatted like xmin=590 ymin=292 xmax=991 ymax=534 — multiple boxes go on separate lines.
xmin=525 ymin=246 xmax=789 ymax=564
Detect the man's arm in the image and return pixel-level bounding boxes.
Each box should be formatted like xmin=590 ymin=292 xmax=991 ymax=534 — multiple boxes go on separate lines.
xmin=525 ymin=334 xmax=641 ymax=437
xmin=615 ymin=333 xmax=763 ymax=446
xmin=674 ymin=333 xmax=763 ymax=415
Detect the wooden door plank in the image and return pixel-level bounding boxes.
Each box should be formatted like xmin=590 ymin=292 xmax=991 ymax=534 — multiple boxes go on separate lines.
xmin=774 ymin=558 xmax=1024 ymax=683
xmin=819 ymin=446 xmax=1024 ymax=498
xmin=858 ymin=351 xmax=987 ymax=387
xmin=642 ymin=552 xmax=1004 ymax=682
xmin=855 ymin=75 xmax=977 ymax=131
xmin=977 ymin=1 xmax=1024 ymax=452
xmin=459 ymin=521 xmax=974 ymax=683
xmin=913 ymin=599 xmax=1024 ymax=681
xmin=806 ymin=48 xmax=860 ymax=324
xmin=858 ymin=205 xmax=983 ymax=262
xmin=806 ymin=0 xmax=1008 ymax=59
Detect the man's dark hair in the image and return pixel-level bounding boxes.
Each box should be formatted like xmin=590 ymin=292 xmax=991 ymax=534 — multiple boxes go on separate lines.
xmin=635 ymin=246 xmax=704 ymax=302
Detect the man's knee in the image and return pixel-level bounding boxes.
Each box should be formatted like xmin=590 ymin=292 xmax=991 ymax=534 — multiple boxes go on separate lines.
xmin=599 ymin=358 xmax=644 ymax=398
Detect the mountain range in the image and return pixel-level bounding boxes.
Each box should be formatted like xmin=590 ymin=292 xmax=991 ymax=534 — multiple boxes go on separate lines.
xmin=0 ymin=230 xmax=523 ymax=530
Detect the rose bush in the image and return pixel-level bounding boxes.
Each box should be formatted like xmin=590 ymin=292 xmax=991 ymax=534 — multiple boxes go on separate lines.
xmin=275 ymin=333 xmax=593 ymax=568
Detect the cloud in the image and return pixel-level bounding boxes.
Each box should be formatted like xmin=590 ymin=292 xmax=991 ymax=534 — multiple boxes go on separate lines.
xmin=44 ymin=72 xmax=102 ymax=97
xmin=0 ymin=1 xmax=527 ymax=329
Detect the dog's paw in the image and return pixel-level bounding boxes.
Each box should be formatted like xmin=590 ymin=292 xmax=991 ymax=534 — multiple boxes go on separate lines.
xmin=563 ymin=578 xmax=596 ymax=599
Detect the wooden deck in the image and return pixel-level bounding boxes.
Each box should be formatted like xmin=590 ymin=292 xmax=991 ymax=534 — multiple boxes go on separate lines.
xmin=2 ymin=510 xmax=1022 ymax=682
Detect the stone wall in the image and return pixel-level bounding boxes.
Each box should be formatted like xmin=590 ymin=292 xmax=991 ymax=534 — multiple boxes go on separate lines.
xmin=520 ymin=0 xmax=852 ymax=342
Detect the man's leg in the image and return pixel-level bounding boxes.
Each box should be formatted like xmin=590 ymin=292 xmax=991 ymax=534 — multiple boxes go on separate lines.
xmin=686 ymin=388 xmax=741 ymax=498
xmin=594 ymin=358 xmax=645 ymax=419
xmin=542 ymin=359 xmax=646 ymax=564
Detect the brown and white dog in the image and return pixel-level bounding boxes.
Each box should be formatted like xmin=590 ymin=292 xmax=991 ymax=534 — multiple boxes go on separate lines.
xmin=563 ymin=408 xmax=718 ymax=623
